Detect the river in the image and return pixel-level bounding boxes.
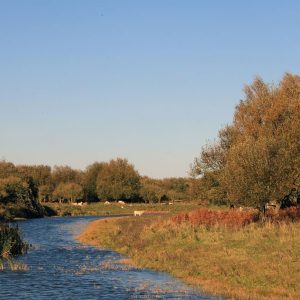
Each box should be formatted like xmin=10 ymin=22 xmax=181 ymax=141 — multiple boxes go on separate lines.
xmin=0 ymin=216 xmax=219 ymax=299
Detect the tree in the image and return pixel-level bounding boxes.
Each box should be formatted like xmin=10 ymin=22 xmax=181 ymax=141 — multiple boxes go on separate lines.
xmin=96 ymin=158 xmax=140 ymax=201
xmin=0 ymin=177 xmax=30 ymax=204
xmin=0 ymin=176 xmax=44 ymax=217
xmin=192 ymin=73 xmax=300 ymax=210
xmin=52 ymin=182 xmax=83 ymax=203
xmin=139 ymin=186 xmax=159 ymax=203
xmin=38 ymin=184 xmax=54 ymax=202
xmin=82 ymin=162 xmax=105 ymax=202
xmin=17 ymin=165 xmax=52 ymax=188
xmin=224 ymin=74 xmax=300 ymax=209
xmin=0 ymin=161 xmax=16 ymax=178
xmin=52 ymin=166 xmax=82 ymax=187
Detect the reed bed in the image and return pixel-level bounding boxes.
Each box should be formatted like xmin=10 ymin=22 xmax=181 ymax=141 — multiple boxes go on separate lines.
xmin=0 ymin=223 xmax=28 ymax=258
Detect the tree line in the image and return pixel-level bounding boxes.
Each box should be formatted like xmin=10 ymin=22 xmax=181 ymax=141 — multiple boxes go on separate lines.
xmin=191 ymin=73 xmax=300 ymax=211
xmin=0 ymin=158 xmax=199 ymax=206
xmin=2 ymin=73 xmax=299 ymax=212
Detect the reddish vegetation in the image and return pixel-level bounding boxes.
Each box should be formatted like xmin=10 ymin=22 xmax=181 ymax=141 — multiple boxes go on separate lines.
xmin=143 ymin=210 xmax=169 ymax=214
xmin=266 ymin=206 xmax=300 ymax=222
xmin=171 ymin=208 xmax=258 ymax=228
xmin=171 ymin=206 xmax=300 ymax=228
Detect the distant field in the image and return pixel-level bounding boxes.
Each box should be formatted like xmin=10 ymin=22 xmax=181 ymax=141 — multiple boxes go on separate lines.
xmin=1 ymin=200 xmax=223 ymax=220
xmin=44 ymin=201 xmax=203 ymax=217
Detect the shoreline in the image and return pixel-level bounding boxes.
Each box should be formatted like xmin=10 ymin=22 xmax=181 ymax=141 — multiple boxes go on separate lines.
xmin=76 ymin=217 xmax=224 ymax=298
xmin=77 ymin=216 xmax=300 ymax=300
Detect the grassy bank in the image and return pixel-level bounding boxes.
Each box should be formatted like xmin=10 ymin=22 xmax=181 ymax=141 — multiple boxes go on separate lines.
xmin=0 ymin=201 xmax=201 ymax=220
xmin=78 ymin=210 xmax=300 ymax=299
xmin=45 ymin=202 xmax=201 ymax=217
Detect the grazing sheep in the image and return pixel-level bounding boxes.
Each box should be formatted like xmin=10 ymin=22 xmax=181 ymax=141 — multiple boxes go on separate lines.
xmin=134 ymin=210 xmax=145 ymax=217
xmin=72 ymin=202 xmax=83 ymax=206
xmin=118 ymin=201 xmax=125 ymax=205
xmin=104 ymin=201 xmax=110 ymax=205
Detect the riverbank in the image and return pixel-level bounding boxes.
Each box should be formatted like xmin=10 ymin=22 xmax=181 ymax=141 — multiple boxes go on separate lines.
xmin=0 ymin=201 xmax=202 ymax=221
xmin=0 ymin=203 xmax=47 ymax=221
xmin=77 ymin=212 xmax=300 ymax=299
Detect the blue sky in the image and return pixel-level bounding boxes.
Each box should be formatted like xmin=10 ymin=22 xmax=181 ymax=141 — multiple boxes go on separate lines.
xmin=1 ymin=1 xmax=300 ymax=178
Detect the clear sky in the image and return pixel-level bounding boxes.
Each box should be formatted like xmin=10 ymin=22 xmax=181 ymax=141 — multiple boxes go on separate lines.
xmin=1 ymin=1 xmax=299 ymax=178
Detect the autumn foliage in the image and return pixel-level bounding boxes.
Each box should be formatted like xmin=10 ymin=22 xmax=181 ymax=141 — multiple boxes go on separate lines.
xmin=266 ymin=206 xmax=300 ymax=222
xmin=192 ymin=73 xmax=300 ymax=209
xmin=171 ymin=208 xmax=258 ymax=228
xmin=171 ymin=206 xmax=300 ymax=229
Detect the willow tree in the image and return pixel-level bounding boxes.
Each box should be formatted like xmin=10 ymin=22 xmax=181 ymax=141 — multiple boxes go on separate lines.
xmin=192 ymin=73 xmax=300 ymax=210
xmin=225 ymin=74 xmax=300 ymax=209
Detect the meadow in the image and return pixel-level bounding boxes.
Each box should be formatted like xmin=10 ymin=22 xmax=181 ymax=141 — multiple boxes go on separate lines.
xmin=78 ymin=207 xmax=300 ymax=299
xmin=44 ymin=201 xmax=202 ymax=217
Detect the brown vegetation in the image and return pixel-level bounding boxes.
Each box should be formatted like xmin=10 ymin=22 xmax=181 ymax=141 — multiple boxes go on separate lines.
xmin=171 ymin=207 xmax=259 ymax=228
xmin=192 ymin=73 xmax=300 ymax=210
xmin=0 ymin=223 xmax=28 ymax=258
xmin=78 ymin=208 xmax=300 ymax=299
xmin=266 ymin=206 xmax=300 ymax=222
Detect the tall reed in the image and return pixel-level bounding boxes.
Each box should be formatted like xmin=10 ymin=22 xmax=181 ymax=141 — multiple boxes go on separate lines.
xmin=0 ymin=223 xmax=28 ymax=258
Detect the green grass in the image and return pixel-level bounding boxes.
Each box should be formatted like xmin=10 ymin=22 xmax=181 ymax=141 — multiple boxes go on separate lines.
xmin=1 ymin=200 xmax=221 ymax=220
xmin=78 ymin=214 xmax=300 ymax=299
xmin=44 ymin=201 xmax=202 ymax=217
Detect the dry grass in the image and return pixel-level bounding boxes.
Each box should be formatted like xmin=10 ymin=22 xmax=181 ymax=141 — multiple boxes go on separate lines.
xmin=78 ymin=210 xmax=300 ymax=299
xmin=0 ymin=259 xmax=29 ymax=271
xmin=171 ymin=207 xmax=259 ymax=228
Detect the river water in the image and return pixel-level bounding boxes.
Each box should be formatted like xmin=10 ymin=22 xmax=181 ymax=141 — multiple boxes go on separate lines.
xmin=0 ymin=216 xmax=219 ymax=299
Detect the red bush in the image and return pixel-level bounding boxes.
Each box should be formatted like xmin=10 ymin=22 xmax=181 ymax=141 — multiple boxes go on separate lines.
xmin=171 ymin=212 xmax=189 ymax=225
xmin=171 ymin=207 xmax=300 ymax=229
xmin=171 ymin=208 xmax=258 ymax=228
xmin=266 ymin=206 xmax=300 ymax=222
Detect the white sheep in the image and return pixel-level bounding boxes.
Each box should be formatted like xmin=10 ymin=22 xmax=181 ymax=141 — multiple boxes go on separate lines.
xmin=134 ymin=210 xmax=145 ymax=216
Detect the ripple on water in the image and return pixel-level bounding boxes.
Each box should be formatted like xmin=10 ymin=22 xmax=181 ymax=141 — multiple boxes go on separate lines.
xmin=0 ymin=216 xmax=220 ymax=299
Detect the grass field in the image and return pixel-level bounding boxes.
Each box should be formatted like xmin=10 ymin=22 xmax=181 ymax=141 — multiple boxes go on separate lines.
xmin=78 ymin=209 xmax=300 ymax=299
xmin=44 ymin=201 xmax=202 ymax=217
xmin=0 ymin=201 xmax=203 ymax=220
